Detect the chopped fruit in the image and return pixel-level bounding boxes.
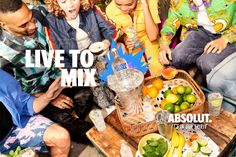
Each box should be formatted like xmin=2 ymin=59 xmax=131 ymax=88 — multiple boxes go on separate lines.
xmin=191 ymin=141 xmax=200 ymax=153
xmin=196 ymin=137 xmax=208 ymax=147
xmin=186 ymin=139 xmax=193 ymax=147
xmin=200 ymin=146 xmax=212 ymax=155
xmin=189 ymin=134 xmax=199 ymax=141
xmin=161 ymin=67 xmax=178 ymax=79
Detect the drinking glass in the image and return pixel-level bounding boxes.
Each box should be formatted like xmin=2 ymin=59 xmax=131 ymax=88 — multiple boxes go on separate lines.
xmin=89 ymin=109 xmax=106 ymax=132
xmin=208 ymin=92 xmax=223 ymax=116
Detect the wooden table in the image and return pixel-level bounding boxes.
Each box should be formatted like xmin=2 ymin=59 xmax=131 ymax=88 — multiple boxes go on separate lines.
xmin=86 ymin=110 xmax=236 ymax=157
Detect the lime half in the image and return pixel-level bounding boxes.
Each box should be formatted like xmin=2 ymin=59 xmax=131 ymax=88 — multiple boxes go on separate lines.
xmin=211 ymin=99 xmax=222 ymax=107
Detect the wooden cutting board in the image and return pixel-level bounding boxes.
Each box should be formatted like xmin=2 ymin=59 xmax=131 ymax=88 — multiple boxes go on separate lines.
xmin=86 ymin=124 xmax=137 ymax=157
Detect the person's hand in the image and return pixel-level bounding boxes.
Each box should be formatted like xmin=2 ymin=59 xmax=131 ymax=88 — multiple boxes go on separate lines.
xmin=45 ymin=77 xmax=65 ymax=100
xmin=204 ymin=37 xmax=228 ymax=54
xmin=51 ymin=94 xmax=74 ymax=109
xmin=159 ymin=45 xmax=172 ymax=65
xmin=102 ymin=39 xmax=111 ymax=54
xmin=124 ymin=35 xmax=135 ymax=50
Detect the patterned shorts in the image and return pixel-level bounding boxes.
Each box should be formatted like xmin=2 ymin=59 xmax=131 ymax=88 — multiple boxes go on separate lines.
xmin=0 ymin=114 xmax=54 ymax=154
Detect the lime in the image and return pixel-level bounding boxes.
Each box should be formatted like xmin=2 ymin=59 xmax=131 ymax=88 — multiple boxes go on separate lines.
xmin=176 ymin=94 xmax=183 ymax=105
xmin=185 ymin=86 xmax=192 ymax=94
xmin=211 ymin=99 xmax=222 ymax=107
xmin=180 ymin=102 xmax=190 ymax=110
xmin=174 ymin=105 xmax=181 ymax=113
xmin=177 ymin=85 xmax=185 ymax=94
xmin=186 ymin=94 xmax=196 ymax=103
xmin=183 ymin=95 xmax=188 ymax=101
xmin=163 ymin=89 xmax=172 ymax=98
xmin=164 ymin=103 xmax=175 ymax=113
xmin=166 ymin=94 xmax=179 ymax=103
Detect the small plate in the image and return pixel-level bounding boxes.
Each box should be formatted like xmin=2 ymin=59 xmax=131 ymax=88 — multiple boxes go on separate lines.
xmin=89 ymin=42 xmax=104 ymax=55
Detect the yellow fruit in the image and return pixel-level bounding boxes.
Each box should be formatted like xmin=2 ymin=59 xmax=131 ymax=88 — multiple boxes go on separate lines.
xmin=172 ymin=87 xmax=178 ymax=94
xmin=147 ymin=86 xmax=159 ymax=98
xmin=166 ymin=94 xmax=179 ymax=103
xmin=161 ymin=99 xmax=168 ymax=109
xmin=152 ymin=78 xmax=164 ymax=90
xmin=176 ymin=130 xmax=186 ymax=157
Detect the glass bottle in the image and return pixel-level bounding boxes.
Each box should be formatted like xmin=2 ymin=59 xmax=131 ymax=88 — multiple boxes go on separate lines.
xmin=120 ymin=140 xmax=133 ymax=157
xmin=111 ymin=48 xmax=128 ymax=73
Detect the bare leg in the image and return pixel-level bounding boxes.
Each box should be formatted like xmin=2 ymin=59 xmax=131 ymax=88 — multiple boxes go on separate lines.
xmin=43 ymin=124 xmax=71 ymax=157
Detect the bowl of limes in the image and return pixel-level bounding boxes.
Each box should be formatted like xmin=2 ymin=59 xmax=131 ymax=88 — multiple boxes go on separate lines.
xmin=138 ymin=133 xmax=169 ymax=157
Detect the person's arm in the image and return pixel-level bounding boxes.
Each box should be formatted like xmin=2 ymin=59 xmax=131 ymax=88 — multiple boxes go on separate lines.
xmin=141 ymin=0 xmax=160 ymax=41
xmin=160 ymin=7 xmax=180 ymax=47
xmin=159 ymin=3 xmax=180 ymax=65
xmin=93 ymin=6 xmax=121 ymax=42
xmin=32 ymin=77 xmax=65 ymax=113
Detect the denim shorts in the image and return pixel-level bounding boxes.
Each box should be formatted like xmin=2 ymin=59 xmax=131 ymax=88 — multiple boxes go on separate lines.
xmin=0 ymin=114 xmax=54 ymax=154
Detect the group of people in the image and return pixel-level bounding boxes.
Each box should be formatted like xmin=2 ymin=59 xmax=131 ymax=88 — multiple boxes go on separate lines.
xmin=0 ymin=0 xmax=235 ymax=155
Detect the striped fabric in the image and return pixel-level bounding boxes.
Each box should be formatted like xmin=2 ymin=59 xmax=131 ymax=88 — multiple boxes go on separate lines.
xmin=0 ymin=20 xmax=61 ymax=94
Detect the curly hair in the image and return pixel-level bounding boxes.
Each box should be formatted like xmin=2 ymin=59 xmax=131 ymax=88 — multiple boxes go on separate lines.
xmin=44 ymin=0 xmax=91 ymax=17
xmin=44 ymin=0 xmax=65 ymax=17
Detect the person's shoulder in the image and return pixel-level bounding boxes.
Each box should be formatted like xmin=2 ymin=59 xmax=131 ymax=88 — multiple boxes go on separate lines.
xmin=46 ymin=13 xmax=65 ymax=28
xmin=46 ymin=13 xmax=58 ymax=22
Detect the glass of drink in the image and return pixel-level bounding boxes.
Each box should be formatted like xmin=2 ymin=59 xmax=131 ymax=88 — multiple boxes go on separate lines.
xmin=155 ymin=110 xmax=173 ymax=141
xmin=89 ymin=109 xmax=106 ymax=132
xmin=125 ymin=26 xmax=140 ymax=51
xmin=208 ymin=92 xmax=223 ymax=116
xmin=142 ymin=101 xmax=154 ymax=122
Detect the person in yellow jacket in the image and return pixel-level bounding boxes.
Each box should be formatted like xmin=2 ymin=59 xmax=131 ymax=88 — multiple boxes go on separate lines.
xmin=106 ymin=0 xmax=163 ymax=76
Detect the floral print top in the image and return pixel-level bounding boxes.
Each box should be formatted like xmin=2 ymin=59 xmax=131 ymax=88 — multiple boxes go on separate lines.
xmin=160 ymin=0 xmax=236 ymax=46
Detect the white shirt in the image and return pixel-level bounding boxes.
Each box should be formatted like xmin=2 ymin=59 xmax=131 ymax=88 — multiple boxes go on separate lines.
xmin=194 ymin=0 xmax=216 ymax=34
xmin=67 ymin=16 xmax=92 ymax=50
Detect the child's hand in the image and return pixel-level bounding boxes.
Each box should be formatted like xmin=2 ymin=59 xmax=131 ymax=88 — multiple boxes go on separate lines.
xmin=102 ymin=39 xmax=111 ymax=54
xmin=124 ymin=35 xmax=135 ymax=50
xmin=159 ymin=45 xmax=172 ymax=65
